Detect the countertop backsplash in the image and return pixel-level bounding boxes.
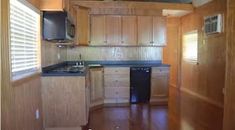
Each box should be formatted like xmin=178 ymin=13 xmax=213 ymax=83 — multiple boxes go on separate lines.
xmin=66 ymin=46 xmax=162 ymax=61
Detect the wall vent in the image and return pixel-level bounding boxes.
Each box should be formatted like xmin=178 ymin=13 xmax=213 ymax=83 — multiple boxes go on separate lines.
xmin=204 ymin=14 xmax=223 ymax=35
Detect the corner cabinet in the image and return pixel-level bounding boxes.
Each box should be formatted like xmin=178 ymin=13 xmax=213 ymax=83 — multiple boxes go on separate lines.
xmin=75 ymin=6 xmax=90 ymax=46
xmin=89 ymin=67 xmax=104 ymax=107
xmin=150 ymin=67 xmax=170 ymax=104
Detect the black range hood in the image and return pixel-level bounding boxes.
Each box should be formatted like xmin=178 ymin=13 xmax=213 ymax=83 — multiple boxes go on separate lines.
xmin=42 ymin=11 xmax=75 ymax=43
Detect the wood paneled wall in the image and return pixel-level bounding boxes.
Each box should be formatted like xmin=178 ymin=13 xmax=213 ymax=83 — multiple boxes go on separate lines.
xmin=67 ymin=47 xmax=162 ymax=61
xmin=1 ymin=0 xmax=14 ymax=129
xmin=180 ymin=0 xmax=226 ymax=107
xmin=223 ymin=0 xmax=235 ymax=129
xmin=41 ymin=41 xmax=67 ymax=67
xmin=163 ymin=18 xmax=181 ymax=88
xmin=1 ymin=0 xmax=43 ymax=130
xmin=0 ymin=0 xmax=2 ymax=128
xmin=12 ymin=76 xmax=43 ymax=130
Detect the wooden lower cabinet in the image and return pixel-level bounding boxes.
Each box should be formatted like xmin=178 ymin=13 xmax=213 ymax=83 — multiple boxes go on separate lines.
xmin=150 ymin=67 xmax=170 ymax=104
xmin=41 ymin=76 xmax=90 ymax=128
xmin=89 ymin=67 xmax=104 ymax=107
xmin=104 ymin=67 xmax=130 ymax=104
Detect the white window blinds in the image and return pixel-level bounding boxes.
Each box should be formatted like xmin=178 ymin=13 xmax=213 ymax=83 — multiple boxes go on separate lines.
xmin=10 ymin=0 xmax=40 ymax=77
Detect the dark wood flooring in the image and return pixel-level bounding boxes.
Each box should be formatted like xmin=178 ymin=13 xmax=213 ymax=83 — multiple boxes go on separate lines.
xmin=85 ymin=87 xmax=223 ymax=130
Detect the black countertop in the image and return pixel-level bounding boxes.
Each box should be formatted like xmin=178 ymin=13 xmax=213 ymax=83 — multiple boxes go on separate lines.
xmin=41 ymin=61 xmax=170 ymax=77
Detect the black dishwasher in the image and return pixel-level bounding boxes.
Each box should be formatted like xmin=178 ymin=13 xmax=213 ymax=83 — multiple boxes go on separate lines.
xmin=130 ymin=67 xmax=151 ymax=104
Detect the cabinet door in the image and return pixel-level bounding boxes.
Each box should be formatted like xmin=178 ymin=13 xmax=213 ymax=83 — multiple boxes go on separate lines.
xmin=76 ymin=6 xmax=90 ymax=46
xmin=40 ymin=0 xmax=62 ymax=11
xmin=137 ymin=16 xmax=153 ymax=45
xmin=90 ymin=15 xmax=106 ymax=45
xmin=90 ymin=68 xmax=104 ymax=103
xmin=153 ymin=16 xmax=167 ymax=46
xmin=151 ymin=75 xmax=169 ymax=98
xmin=106 ymin=15 xmax=122 ymax=45
xmin=121 ymin=16 xmax=137 ymax=46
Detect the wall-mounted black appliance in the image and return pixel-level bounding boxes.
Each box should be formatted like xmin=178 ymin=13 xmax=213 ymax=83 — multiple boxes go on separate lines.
xmin=130 ymin=67 xmax=151 ymax=104
xmin=42 ymin=11 xmax=75 ymax=43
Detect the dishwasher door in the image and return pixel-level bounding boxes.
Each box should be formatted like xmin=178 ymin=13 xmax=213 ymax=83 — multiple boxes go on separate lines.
xmin=130 ymin=67 xmax=151 ymax=104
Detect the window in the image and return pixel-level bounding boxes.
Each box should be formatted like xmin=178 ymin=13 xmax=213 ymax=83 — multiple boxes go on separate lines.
xmin=10 ymin=0 xmax=40 ymax=79
xmin=183 ymin=30 xmax=198 ymax=63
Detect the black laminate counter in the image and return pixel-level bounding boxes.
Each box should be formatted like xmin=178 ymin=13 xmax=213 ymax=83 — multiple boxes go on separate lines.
xmin=41 ymin=60 xmax=170 ymax=77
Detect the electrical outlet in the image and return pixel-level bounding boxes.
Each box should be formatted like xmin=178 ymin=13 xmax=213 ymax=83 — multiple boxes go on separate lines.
xmin=35 ymin=109 xmax=40 ymax=120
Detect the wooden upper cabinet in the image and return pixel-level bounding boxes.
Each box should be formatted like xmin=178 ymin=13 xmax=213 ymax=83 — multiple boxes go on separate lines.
xmin=153 ymin=16 xmax=167 ymax=46
xmin=137 ymin=16 xmax=153 ymax=45
xmin=90 ymin=15 xmax=106 ymax=46
xmin=27 ymin=0 xmax=40 ymax=9
xmin=121 ymin=16 xmax=137 ymax=46
xmin=40 ymin=0 xmax=68 ymax=11
xmin=106 ymin=16 xmax=122 ymax=45
xmin=76 ymin=6 xmax=90 ymax=46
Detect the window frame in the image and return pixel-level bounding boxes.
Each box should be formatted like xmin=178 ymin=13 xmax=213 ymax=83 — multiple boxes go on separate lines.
xmin=9 ymin=0 xmax=41 ymax=81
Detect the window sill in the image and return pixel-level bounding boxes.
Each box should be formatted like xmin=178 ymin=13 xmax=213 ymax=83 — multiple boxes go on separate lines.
xmin=11 ymin=71 xmax=41 ymax=87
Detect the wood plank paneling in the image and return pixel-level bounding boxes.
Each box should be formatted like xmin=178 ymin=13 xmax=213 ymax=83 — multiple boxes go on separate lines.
xmin=180 ymin=0 xmax=226 ymax=107
xmin=163 ymin=18 xmax=181 ymax=88
xmin=0 ymin=0 xmax=2 ymax=128
xmin=1 ymin=0 xmax=15 ymax=129
xmin=12 ymin=76 xmax=43 ymax=130
xmin=42 ymin=77 xmax=88 ymax=127
xmin=71 ymin=1 xmax=194 ymax=11
xmin=67 ymin=47 xmax=162 ymax=61
xmin=223 ymin=0 xmax=235 ymax=129
xmin=41 ymin=41 xmax=67 ymax=67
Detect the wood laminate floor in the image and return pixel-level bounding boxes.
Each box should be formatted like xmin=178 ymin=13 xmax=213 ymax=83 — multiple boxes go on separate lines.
xmin=85 ymin=87 xmax=223 ymax=130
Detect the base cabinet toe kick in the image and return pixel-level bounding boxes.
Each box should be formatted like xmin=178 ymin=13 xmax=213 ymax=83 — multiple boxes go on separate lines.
xmin=41 ymin=65 xmax=170 ymax=128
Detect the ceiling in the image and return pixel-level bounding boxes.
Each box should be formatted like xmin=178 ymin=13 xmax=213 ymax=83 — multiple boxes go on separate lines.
xmin=109 ymin=0 xmax=192 ymax=4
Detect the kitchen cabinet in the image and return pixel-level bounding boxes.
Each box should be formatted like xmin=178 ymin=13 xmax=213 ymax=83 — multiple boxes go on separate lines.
xmin=41 ymin=76 xmax=89 ymax=128
xmin=89 ymin=67 xmax=104 ymax=107
xmin=40 ymin=0 xmax=69 ymax=11
xmin=138 ymin=16 xmax=167 ymax=46
xmin=104 ymin=67 xmax=130 ymax=104
xmin=121 ymin=16 xmax=137 ymax=46
xmin=106 ymin=15 xmax=122 ymax=45
xmin=153 ymin=16 xmax=167 ymax=46
xmin=150 ymin=67 xmax=169 ymax=104
xmin=90 ymin=15 xmax=106 ymax=45
xmin=75 ymin=6 xmax=90 ymax=46
xmin=137 ymin=16 xmax=153 ymax=45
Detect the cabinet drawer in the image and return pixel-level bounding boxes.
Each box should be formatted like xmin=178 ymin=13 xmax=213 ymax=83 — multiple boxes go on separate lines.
xmin=117 ymin=87 xmax=130 ymax=98
xmin=152 ymin=67 xmax=169 ymax=74
xmin=104 ymin=67 xmax=130 ymax=75
xmin=105 ymin=87 xmax=118 ymax=98
xmin=104 ymin=76 xmax=130 ymax=87
xmin=104 ymin=87 xmax=130 ymax=99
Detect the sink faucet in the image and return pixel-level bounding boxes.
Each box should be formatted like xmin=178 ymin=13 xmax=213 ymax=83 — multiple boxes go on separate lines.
xmin=77 ymin=54 xmax=84 ymax=66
